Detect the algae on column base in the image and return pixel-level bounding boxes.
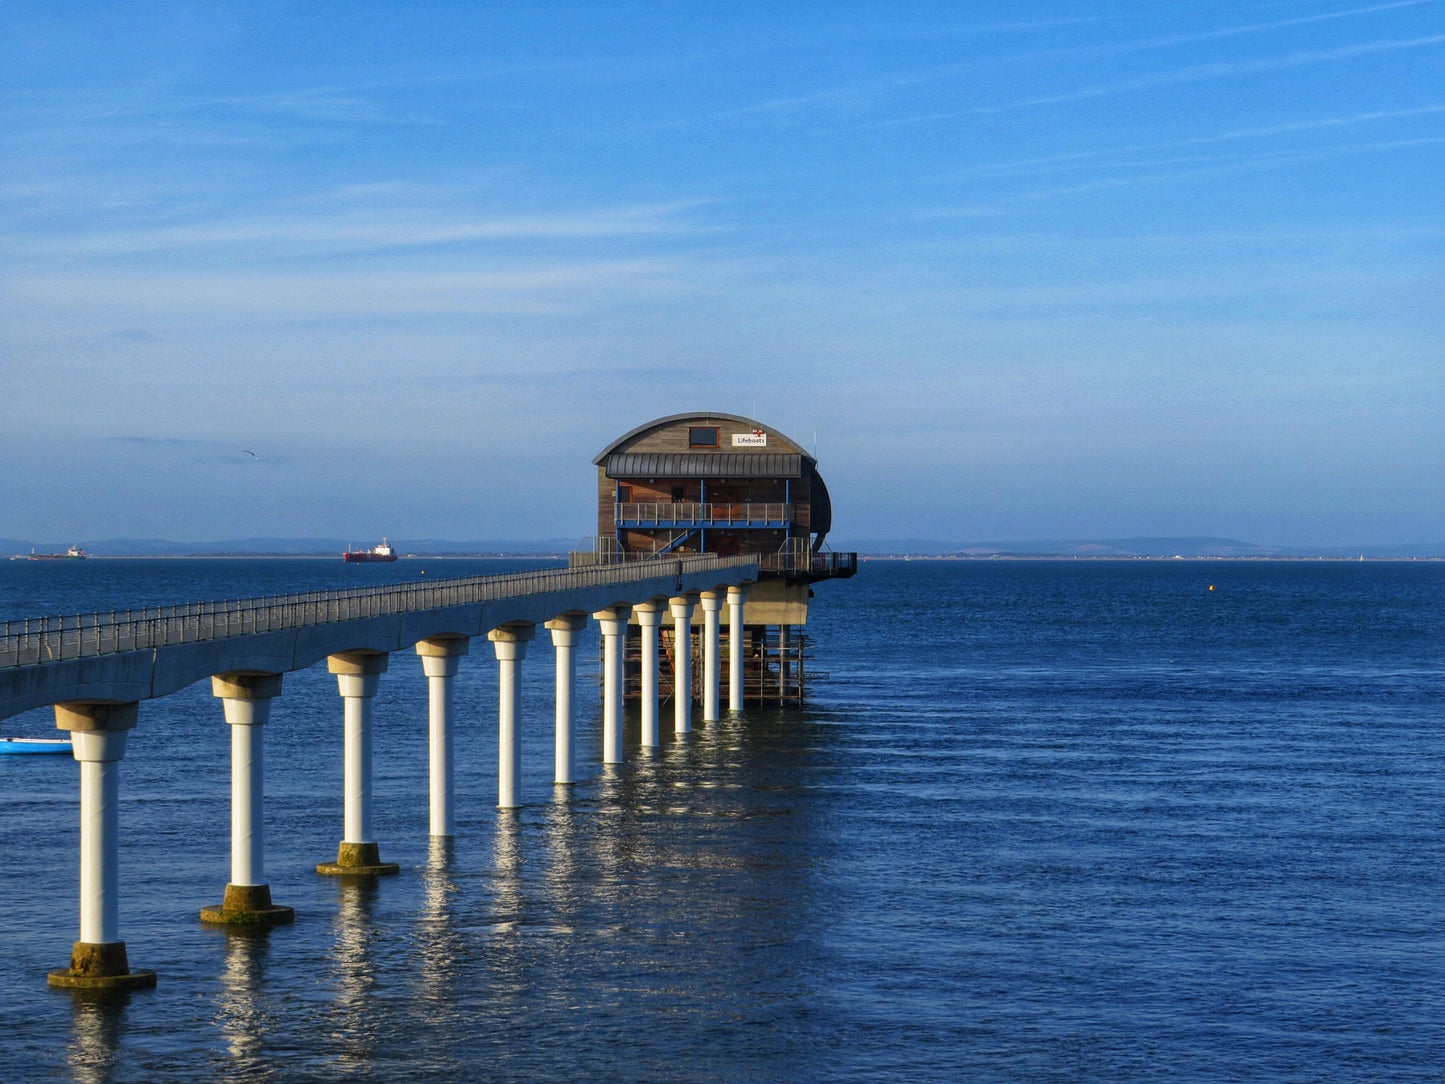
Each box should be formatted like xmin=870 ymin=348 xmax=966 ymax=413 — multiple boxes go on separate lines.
xmin=48 ymin=940 xmax=157 ymax=990
xmin=317 ymin=840 xmax=400 ymax=876
xmin=199 ymin=882 xmax=296 ymax=926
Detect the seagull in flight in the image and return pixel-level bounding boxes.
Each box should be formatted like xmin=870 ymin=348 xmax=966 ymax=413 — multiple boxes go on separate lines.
xmin=242 ymin=449 xmax=259 ymax=459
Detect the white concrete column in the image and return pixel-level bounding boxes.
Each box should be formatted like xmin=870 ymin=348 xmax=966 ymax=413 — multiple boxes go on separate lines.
xmin=633 ymin=599 xmax=665 ymax=747
xmin=49 ymin=702 xmax=154 ymax=989
xmin=591 ymin=605 xmax=631 ymax=764
xmin=700 ymin=590 xmax=723 ymax=722
xmin=202 ymin=673 xmax=293 ymax=925
xmin=669 ymin=593 xmax=698 ymax=735
xmin=75 ymin=731 xmax=123 ymax=942
xmin=319 ymin=652 xmax=398 ymax=875
xmin=214 ymin=674 xmax=280 ymax=888
xmin=727 ymin=584 xmax=750 ymax=712
xmin=490 ymin=623 xmax=535 ymax=809
xmin=227 ymin=698 xmax=266 ymax=887
xmin=70 ymin=725 xmax=130 ymax=945
xmin=335 ymin=658 xmax=383 ymax=843
xmin=546 ymin=614 xmax=589 ymax=785
xmin=416 ymin=638 xmax=470 ymax=838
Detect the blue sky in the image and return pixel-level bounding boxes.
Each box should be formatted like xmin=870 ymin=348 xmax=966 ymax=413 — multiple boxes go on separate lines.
xmin=2 ymin=1 xmax=1441 ymax=546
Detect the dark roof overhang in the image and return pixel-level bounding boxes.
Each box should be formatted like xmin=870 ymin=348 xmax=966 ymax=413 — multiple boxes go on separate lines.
xmin=603 ymin=452 xmax=805 ymax=479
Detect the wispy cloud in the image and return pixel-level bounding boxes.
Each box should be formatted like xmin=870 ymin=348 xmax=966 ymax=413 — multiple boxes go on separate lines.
xmin=1070 ymin=0 xmax=1441 ymax=57
xmin=945 ymin=105 xmax=1445 ymax=182
xmin=887 ymin=33 xmax=1445 ymax=123
xmin=4 ymin=199 xmax=718 ymax=260
xmin=669 ymin=2 xmax=1444 ymax=130
xmin=6 ymin=261 xmax=693 ymax=322
xmin=922 ymin=135 xmax=1445 ymax=218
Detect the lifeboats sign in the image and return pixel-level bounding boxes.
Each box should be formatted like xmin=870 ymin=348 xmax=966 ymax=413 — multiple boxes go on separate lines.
xmin=732 ymin=430 xmax=768 ymax=447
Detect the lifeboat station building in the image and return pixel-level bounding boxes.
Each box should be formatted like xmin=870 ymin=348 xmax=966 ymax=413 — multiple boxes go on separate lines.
xmin=585 ymin=412 xmax=856 ymax=705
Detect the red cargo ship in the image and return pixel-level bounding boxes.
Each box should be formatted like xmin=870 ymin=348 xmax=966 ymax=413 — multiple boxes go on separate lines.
xmin=342 ymin=538 xmax=398 ymax=563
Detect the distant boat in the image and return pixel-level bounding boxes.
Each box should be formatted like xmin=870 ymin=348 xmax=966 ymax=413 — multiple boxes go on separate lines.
xmin=343 ymin=538 xmax=399 ymax=563
xmin=0 ymin=736 xmax=73 ymax=755
xmin=28 ymin=545 xmax=87 ymax=560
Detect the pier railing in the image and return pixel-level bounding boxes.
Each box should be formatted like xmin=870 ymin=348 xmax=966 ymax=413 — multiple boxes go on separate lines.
xmin=0 ymin=555 xmax=757 ymax=669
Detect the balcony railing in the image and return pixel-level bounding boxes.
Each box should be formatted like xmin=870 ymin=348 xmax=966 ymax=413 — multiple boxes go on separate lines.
xmin=615 ymin=502 xmax=793 ymax=528
xmin=759 ymin=549 xmax=859 ymax=581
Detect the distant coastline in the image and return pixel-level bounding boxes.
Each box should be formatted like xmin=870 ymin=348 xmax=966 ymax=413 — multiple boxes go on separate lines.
xmin=2 ymin=537 xmax=579 ymax=560
xmin=842 ymin=536 xmax=1445 ymax=561
xmin=9 ymin=553 xmax=572 ymax=561
xmin=858 ymin=553 xmax=1442 ymax=562
xmin=5 ymin=535 xmax=1442 ymax=561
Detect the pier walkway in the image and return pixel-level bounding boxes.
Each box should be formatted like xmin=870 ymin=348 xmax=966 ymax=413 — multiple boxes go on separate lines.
xmin=0 ymin=554 xmax=758 ymax=990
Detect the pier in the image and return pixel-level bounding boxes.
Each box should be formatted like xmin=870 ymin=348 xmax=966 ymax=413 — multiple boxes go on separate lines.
xmin=0 ymin=554 xmax=757 ymax=990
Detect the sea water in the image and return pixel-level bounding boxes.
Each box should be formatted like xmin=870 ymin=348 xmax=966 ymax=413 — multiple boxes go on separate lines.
xmin=1 ymin=557 xmax=1443 ymax=1082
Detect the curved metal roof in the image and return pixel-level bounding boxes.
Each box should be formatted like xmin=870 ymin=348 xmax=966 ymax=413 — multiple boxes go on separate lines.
xmin=811 ymin=468 xmax=833 ymax=540
xmin=592 ymin=411 xmax=815 ymax=465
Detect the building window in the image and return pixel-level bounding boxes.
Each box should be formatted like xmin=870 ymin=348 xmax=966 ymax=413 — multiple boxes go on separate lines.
xmin=689 ymin=426 xmax=720 ymax=448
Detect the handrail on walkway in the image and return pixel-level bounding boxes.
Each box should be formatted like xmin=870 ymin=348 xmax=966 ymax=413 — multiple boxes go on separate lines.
xmin=0 ymin=554 xmax=757 ymax=669
xmin=615 ymin=501 xmax=793 ymax=525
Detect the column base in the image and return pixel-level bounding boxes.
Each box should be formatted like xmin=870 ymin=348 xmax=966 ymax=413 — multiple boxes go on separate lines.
xmin=200 ymin=883 xmax=295 ymax=926
xmin=48 ymin=941 xmax=157 ymax=990
xmin=316 ymin=840 xmax=399 ymax=877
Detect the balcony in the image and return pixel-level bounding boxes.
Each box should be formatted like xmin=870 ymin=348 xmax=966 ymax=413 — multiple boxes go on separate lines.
xmin=760 ymin=549 xmax=859 ymax=582
xmin=615 ymin=502 xmax=794 ymax=529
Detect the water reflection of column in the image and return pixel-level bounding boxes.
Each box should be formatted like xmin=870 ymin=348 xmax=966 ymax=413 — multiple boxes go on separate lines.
xmin=202 ymin=673 xmax=294 ymax=926
xmin=217 ymin=930 xmax=272 ymax=1068
xmin=545 ymin=613 xmax=588 ymax=785
xmin=591 ymin=606 xmax=631 ymax=765
xmin=699 ymin=590 xmax=722 ymax=722
xmin=669 ymin=593 xmax=698 ymax=735
xmin=545 ymin=795 xmax=580 ymax=899
xmin=49 ymin=701 xmax=156 ymax=990
xmin=491 ymin=812 xmax=525 ymax=951
xmin=65 ymin=988 xmax=128 ymax=1084
xmin=328 ymin=879 xmax=379 ymax=1064
xmin=416 ymin=637 xmax=471 ymax=838
xmin=490 ymin=623 xmax=535 ymax=810
xmin=727 ymin=584 xmax=749 ymax=712
xmin=633 ymin=599 xmax=665 ymax=748
xmin=318 ymin=652 xmax=399 ymax=876
xmin=590 ymin=763 xmax=631 ymax=913
xmin=414 ymin=837 xmax=462 ymax=1015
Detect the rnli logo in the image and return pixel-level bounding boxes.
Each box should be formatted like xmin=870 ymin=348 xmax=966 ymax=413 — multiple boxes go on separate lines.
xmin=732 ymin=430 xmax=768 ymax=447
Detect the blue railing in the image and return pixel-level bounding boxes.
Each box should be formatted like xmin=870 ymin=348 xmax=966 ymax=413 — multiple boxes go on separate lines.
xmin=615 ymin=502 xmax=793 ymax=529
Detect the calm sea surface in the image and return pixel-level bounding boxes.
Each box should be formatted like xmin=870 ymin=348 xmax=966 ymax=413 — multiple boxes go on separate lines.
xmin=2 ymin=557 xmax=1443 ymax=1082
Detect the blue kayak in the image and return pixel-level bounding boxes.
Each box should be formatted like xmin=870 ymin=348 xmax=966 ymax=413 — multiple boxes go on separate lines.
xmin=0 ymin=737 xmax=72 ymax=755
